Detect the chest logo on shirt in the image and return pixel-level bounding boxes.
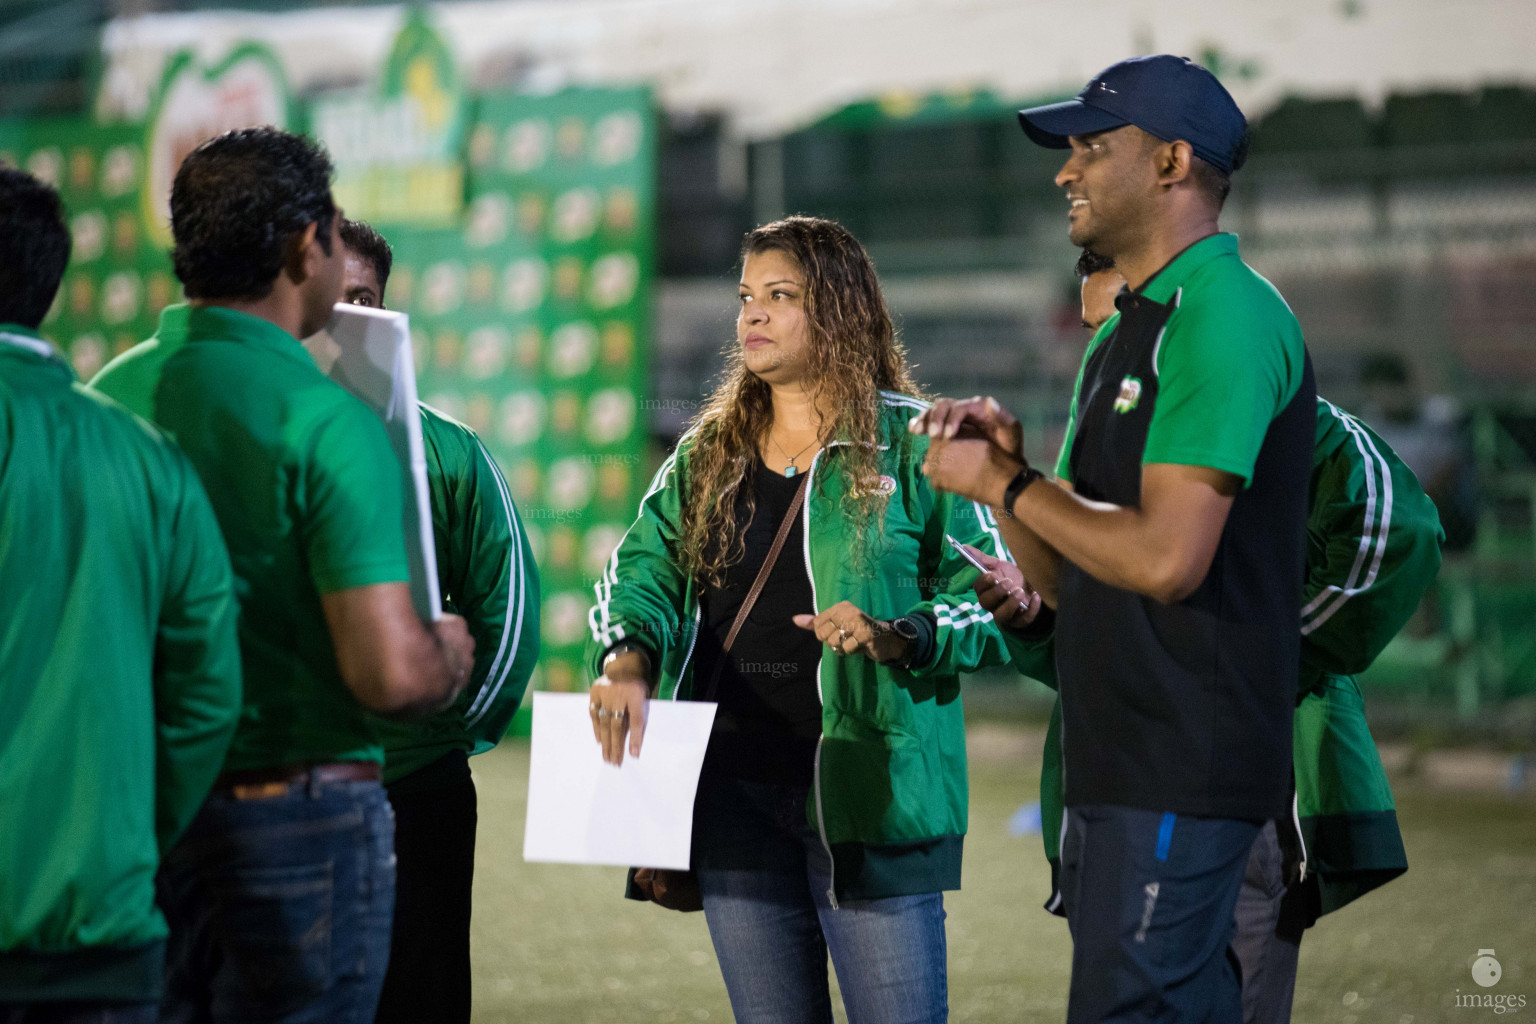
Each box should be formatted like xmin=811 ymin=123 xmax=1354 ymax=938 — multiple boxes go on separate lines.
xmin=1113 ymin=376 xmax=1143 ymax=414
xmin=851 ymin=474 xmax=898 ymax=498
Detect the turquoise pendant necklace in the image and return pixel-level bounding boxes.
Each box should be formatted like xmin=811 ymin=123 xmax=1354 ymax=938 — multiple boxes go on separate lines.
xmin=770 ymin=433 xmax=819 ymax=478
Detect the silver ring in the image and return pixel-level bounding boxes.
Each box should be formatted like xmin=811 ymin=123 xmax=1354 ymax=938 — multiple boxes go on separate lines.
xmin=837 ymin=628 xmax=852 ymax=644
xmin=595 ymin=708 xmax=611 ymax=720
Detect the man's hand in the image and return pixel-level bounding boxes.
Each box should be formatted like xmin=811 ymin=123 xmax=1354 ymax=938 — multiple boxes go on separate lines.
xmin=432 ymin=614 xmax=475 ymax=698
xmin=589 ymin=650 xmax=651 ymax=766
xmin=793 ymin=601 xmax=909 ymax=664
xmin=322 ymin=582 xmax=476 ymax=719
xmin=922 ymin=435 xmax=1026 ymax=508
xmin=961 ymin=543 xmax=1044 ymax=631
xmin=908 ymin=396 xmax=1025 ymax=457
xmin=909 ymin=397 xmax=1029 ymax=507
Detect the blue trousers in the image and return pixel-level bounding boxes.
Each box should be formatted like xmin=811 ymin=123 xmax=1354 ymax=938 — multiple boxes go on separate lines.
xmin=1231 ymin=820 xmax=1305 ymax=1024
xmin=156 ymin=778 xmax=396 ymax=1024
xmin=693 ymin=777 xmax=949 ymax=1024
xmin=1060 ymin=804 xmax=1260 ymax=1024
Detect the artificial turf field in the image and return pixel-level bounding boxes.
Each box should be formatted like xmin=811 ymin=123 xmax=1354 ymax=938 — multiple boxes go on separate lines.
xmin=466 ymin=726 xmax=1535 ymax=1023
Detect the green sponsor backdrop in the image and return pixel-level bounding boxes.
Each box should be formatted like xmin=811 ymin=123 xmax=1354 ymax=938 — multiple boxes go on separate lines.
xmin=1 ymin=118 xmax=175 ymax=378
xmin=308 ymin=10 xmax=468 ymax=228
xmin=388 ymin=87 xmax=656 ymax=725
xmin=0 ymin=83 xmax=656 ymax=734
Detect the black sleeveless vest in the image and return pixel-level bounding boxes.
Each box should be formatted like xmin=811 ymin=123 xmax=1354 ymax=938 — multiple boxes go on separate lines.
xmin=1056 ymin=287 xmax=1316 ymax=822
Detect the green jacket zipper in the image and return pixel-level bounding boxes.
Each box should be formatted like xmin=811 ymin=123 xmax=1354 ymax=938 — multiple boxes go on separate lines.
xmin=805 ymin=444 xmax=839 ymax=910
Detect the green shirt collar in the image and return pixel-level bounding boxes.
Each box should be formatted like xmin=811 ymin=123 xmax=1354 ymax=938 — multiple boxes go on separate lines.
xmin=0 ymin=323 xmax=44 ymax=341
xmin=155 ymin=303 xmax=192 ymax=345
xmin=0 ymin=323 xmax=67 ymax=372
xmin=185 ymin=304 xmax=311 ymax=366
xmin=1135 ymin=232 xmax=1240 ymax=305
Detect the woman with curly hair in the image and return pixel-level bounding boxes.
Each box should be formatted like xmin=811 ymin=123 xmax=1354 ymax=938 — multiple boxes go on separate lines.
xmin=585 ymin=216 xmax=1012 ymax=1024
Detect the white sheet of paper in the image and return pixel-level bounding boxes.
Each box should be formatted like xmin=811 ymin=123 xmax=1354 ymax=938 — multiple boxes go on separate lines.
xmin=316 ymin=303 xmax=441 ymax=622
xmin=523 ymin=692 xmax=718 ymax=870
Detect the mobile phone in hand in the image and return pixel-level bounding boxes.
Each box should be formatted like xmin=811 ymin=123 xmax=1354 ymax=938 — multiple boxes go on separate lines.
xmin=945 ymin=534 xmax=990 ymax=574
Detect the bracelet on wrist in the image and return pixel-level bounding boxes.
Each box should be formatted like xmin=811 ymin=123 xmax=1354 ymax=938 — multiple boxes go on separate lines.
xmin=602 ymin=641 xmax=652 ymax=678
xmin=1001 ymin=465 xmax=1044 ymax=519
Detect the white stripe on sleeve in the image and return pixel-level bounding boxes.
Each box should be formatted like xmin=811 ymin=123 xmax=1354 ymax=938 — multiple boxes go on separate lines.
xmin=1300 ymin=400 xmax=1394 ymax=636
xmin=465 ymin=439 xmax=528 ymax=726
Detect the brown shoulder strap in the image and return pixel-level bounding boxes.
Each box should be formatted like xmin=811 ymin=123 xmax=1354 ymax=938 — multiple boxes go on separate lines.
xmin=702 ymin=471 xmax=810 ymax=699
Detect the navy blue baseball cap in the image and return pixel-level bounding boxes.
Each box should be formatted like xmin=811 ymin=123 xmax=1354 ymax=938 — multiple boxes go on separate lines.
xmin=1018 ymin=55 xmax=1249 ymax=175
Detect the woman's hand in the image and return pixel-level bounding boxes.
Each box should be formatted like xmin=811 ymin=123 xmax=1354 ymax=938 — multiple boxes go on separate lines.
xmin=589 ymin=650 xmax=651 ymax=765
xmin=962 ymin=543 xmax=1044 ymax=631
xmin=793 ymin=601 xmax=909 ymax=664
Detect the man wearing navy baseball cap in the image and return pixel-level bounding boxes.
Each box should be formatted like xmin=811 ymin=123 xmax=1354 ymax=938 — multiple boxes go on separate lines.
xmin=911 ymin=55 xmax=1316 ymax=1022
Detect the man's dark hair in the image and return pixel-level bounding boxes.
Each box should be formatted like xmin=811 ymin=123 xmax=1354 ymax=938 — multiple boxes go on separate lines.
xmin=0 ymin=168 xmax=72 ymax=329
xmin=1075 ymin=249 xmax=1117 ymax=278
xmin=1191 ymin=159 xmax=1232 ymax=208
xmin=1189 ymin=127 xmax=1248 ymax=210
xmin=339 ymin=217 xmax=393 ymax=294
xmin=170 ymin=126 xmax=336 ymax=301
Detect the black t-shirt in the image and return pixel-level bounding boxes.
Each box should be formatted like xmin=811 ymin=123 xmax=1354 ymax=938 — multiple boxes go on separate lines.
xmin=693 ymin=458 xmax=823 ymax=786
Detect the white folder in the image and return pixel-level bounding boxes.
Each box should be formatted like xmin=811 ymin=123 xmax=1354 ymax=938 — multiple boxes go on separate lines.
xmin=523 ymin=692 xmax=718 ymax=870
xmin=315 ymin=303 xmax=442 ymax=622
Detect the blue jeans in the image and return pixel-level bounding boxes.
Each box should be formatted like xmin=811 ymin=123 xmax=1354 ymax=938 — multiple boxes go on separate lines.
xmin=156 ymin=778 xmax=396 ymax=1024
xmin=693 ymin=777 xmax=948 ymax=1024
xmin=1059 ymin=804 xmax=1260 ymax=1024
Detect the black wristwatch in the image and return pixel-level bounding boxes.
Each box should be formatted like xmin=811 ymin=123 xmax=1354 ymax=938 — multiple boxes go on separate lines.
xmin=1001 ymin=465 xmax=1044 ymax=518
xmin=890 ymin=615 xmax=921 ymax=657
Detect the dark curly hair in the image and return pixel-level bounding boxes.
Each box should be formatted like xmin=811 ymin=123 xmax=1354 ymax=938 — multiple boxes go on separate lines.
xmin=0 ymin=168 xmax=71 ymax=329
xmin=339 ymin=217 xmax=393 ymax=295
xmin=170 ymin=126 xmax=336 ymax=301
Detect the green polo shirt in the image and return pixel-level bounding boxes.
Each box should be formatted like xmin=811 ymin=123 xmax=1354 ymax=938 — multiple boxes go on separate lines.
xmin=89 ymin=302 xmax=191 ymax=412
xmin=92 ymin=305 xmax=409 ymax=770
xmin=1056 ymin=233 xmax=1306 ymax=486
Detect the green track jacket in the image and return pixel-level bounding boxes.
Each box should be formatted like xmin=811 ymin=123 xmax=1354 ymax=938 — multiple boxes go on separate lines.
xmin=1018 ymin=397 xmax=1443 ymax=918
xmin=375 ymin=405 xmax=541 ymax=785
xmin=0 ymin=328 xmax=242 ymax=1003
xmin=586 ymin=394 xmax=1013 ymax=902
